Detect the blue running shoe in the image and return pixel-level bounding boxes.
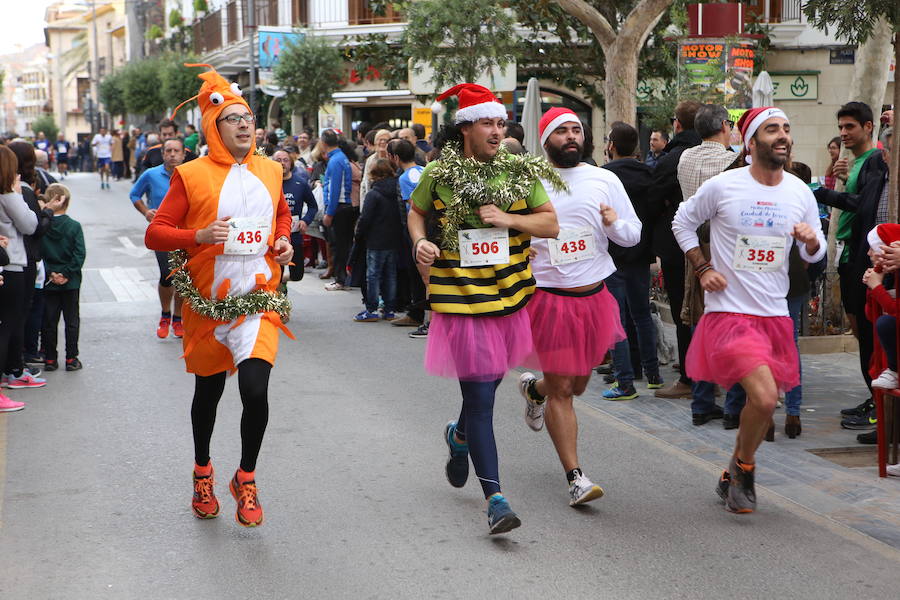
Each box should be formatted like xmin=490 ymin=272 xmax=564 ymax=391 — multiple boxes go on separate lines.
xmin=353 ymin=310 xmax=380 ymax=322
xmin=602 ymin=385 xmax=638 ymax=401
xmin=381 ymin=311 xmax=397 ymax=321
xmin=444 ymin=421 xmax=469 ymax=488
xmin=487 ymin=494 xmax=521 ymax=534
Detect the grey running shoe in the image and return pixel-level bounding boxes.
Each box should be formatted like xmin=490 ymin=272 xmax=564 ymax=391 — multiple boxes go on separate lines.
xmin=715 ymin=470 xmax=730 ymax=502
xmin=725 ymin=458 xmax=756 ymax=514
xmin=518 ymin=372 xmax=545 ymax=431
xmin=569 ymin=472 xmax=604 ymax=506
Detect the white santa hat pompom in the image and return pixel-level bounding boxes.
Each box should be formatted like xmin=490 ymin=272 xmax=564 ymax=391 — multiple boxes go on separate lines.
xmin=431 ymin=100 xmax=443 ymax=114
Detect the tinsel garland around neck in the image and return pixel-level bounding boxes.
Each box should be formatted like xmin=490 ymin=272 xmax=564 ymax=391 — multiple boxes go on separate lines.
xmin=168 ymin=250 xmax=291 ymax=321
xmin=429 ymin=142 xmax=568 ymax=251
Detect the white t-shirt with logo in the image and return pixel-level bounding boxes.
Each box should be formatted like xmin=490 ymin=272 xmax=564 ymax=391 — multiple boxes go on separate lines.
xmin=92 ymin=133 xmax=112 ymax=158
xmin=531 ymin=164 xmax=642 ymax=288
xmin=672 ymin=166 xmax=826 ymax=317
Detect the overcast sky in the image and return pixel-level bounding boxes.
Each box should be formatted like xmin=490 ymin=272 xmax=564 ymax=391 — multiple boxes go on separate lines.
xmin=2 ymin=0 xmax=58 ymax=56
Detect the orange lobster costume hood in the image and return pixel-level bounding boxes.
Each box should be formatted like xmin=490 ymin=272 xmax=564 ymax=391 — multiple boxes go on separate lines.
xmin=173 ymin=63 xmax=257 ymax=165
xmin=145 ymin=64 xmax=293 ymax=376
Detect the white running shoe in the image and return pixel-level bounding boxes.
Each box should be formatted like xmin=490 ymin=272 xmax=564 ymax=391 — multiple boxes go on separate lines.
xmin=569 ymin=472 xmax=604 ymax=506
xmin=518 ymin=372 xmax=545 ymax=431
xmin=887 ymin=463 xmax=900 ymax=477
xmin=872 ymin=369 xmax=898 ymax=390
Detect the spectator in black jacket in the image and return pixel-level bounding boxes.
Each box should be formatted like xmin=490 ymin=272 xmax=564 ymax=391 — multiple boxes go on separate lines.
xmin=353 ymin=158 xmax=402 ymax=322
xmin=814 ymin=126 xmax=890 ymax=424
xmin=7 ymin=142 xmax=54 ymax=384
xmin=647 ymin=100 xmax=703 ymax=399
xmin=602 ymin=121 xmax=662 ymax=398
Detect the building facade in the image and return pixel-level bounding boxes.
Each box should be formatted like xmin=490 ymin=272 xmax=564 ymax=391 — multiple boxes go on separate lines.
xmin=0 ymin=44 xmax=50 ymax=138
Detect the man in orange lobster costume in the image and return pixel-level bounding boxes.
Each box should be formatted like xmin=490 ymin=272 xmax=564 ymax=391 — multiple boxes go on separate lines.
xmin=146 ymin=65 xmax=293 ymax=527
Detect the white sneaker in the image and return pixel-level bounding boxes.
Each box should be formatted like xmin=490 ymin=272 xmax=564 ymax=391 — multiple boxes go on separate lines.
xmin=569 ymin=472 xmax=604 ymax=506
xmin=872 ymin=369 xmax=898 ymax=390
xmin=887 ymin=463 xmax=900 ymax=477
xmin=518 ymin=372 xmax=545 ymax=431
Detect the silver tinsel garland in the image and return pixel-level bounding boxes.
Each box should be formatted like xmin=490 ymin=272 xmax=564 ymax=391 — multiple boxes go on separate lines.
xmin=429 ymin=142 xmax=568 ymax=251
xmin=168 ymin=250 xmax=292 ymax=322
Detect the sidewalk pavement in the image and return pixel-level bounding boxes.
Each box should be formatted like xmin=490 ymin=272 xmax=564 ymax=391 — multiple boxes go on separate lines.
xmin=566 ymin=332 xmax=900 ymax=550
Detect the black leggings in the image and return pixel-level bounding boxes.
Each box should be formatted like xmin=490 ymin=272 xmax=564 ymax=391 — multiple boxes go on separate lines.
xmin=456 ymin=378 xmax=502 ymax=498
xmin=0 ymin=271 xmax=26 ymax=379
xmin=191 ymin=358 xmax=271 ymax=472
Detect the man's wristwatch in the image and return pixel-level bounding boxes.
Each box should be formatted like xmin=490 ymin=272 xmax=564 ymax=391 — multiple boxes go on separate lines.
xmin=276 ymin=235 xmax=290 ymax=244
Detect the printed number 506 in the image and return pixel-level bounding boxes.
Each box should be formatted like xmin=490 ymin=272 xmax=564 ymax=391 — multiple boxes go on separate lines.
xmin=746 ymin=249 xmax=775 ymax=262
xmin=471 ymin=241 xmax=500 ymax=255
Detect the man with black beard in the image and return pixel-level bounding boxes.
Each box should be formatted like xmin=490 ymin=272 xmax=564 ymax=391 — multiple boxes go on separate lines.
xmin=519 ymin=108 xmax=642 ymax=506
xmin=672 ymin=107 xmax=825 ymax=514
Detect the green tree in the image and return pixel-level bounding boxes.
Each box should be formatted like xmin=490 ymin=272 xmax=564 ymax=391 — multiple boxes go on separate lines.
xmin=159 ymin=56 xmax=204 ymax=113
xmin=31 ymin=115 xmax=59 ymax=141
xmin=121 ymin=58 xmax=166 ymax=117
xmin=274 ymin=34 xmax=344 ymax=120
xmin=403 ymin=0 xmax=520 ymax=94
xmin=99 ymin=69 xmax=128 ymax=117
xmin=803 ymin=1 xmax=899 ymax=221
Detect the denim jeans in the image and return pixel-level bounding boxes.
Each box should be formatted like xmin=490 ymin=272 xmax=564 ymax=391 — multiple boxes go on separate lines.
xmin=877 ymin=314 xmax=897 ymax=371
xmin=606 ymin=264 xmax=659 ymax=387
xmin=722 ymin=295 xmax=805 ymax=418
xmin=365 ymin=249 xmax=397 ymax=313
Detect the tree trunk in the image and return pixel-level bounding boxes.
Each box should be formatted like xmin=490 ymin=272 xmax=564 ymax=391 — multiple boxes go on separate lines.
xmin=555 ymin=0 xmax=673 ymax=126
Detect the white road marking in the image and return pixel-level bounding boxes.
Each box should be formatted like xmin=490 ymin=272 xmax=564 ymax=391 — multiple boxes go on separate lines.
xmin=96 ymin=266 xmax=157 ymax=302
xmin=113 ymin=236 xmax=149 ymax=258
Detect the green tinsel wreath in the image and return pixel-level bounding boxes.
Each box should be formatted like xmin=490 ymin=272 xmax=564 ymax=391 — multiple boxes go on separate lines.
xmin=429 ymin=141 xmax=568 ymax=251
xmin=168 ymin=250 xmax=291 ymax=322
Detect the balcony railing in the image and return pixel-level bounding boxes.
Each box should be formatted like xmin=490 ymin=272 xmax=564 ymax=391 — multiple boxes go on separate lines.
xmin=194 ymin=8 xmax=222 ymax=54
xmin=348 ymin=0 xmax=403 ymax=25
xmin=244 ymin=0 xmax=279 ymax=29
xmin=743 ymin=0 xmax=803 ymax=24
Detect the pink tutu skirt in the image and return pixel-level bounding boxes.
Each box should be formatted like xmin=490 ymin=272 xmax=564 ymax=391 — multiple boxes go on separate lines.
xmin=523 ymin=286 xmax=625 ymax=376
xmin=687 ymin=312 xmax=799 ymax=392
xmin=424 ymin=309 xmax=533 ymax=381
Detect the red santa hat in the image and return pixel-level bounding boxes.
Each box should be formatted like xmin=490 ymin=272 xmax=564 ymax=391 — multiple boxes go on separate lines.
xmin=737 ymin=106 xmax=789 ymax=146
xmin=433 ymin=83 xmax=506 ymax=124
xmin=539 ymin=107 xmax=581 ymax=147
xmin=869 ymin=224 xmax=900 ymax=254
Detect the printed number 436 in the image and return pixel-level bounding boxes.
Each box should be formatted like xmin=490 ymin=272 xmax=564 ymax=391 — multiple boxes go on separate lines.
xmin=236 ymin=231 xmax=263 ymax=244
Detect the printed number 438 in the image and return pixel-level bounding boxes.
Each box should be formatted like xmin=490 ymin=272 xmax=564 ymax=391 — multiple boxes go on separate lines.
xmin=560 ymin=239 xmax=587 ymax=254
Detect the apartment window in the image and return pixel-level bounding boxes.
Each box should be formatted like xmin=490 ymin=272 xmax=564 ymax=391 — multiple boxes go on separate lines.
xmin=349 ymin=0 xmax=404 ymax=25
xmin=244 ymin=0 xmax=278 ymax=28
xmin=227 ymin=1 xmax=238 ymax=43
xmin=76 ymin=77 xmax=90 ymax=111
xmin=292 ymin=0 xmax=308 ymax=26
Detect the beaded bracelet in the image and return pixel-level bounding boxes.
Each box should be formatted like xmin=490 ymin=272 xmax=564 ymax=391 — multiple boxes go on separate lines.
xmin=695 ymin=262 xmax=713 ymax=278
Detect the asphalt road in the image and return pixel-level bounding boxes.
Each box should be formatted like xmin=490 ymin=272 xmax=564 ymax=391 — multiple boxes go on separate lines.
xmin=1 ymin=172 xmax=898 ymax=599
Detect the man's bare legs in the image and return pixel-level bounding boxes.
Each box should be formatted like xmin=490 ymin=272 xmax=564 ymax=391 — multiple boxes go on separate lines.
xmin=535 ymin=373 xmax=590 ymax=472
xmin=735 ymin=365 xmax=778 ymax=464
xmin=158 ymin=286 xmax=183 ymax=318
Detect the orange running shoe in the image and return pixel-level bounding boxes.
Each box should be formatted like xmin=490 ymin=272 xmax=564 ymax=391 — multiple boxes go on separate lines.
xmin=172 ymin=319 xmax=184 ymax=338
xmin=230 ymin=470 xmax=264 ymax=527
xmin=191 ymin=464 xmax=220 ymax=519
xmin=156 ymin=317 xmax=171 ymax=338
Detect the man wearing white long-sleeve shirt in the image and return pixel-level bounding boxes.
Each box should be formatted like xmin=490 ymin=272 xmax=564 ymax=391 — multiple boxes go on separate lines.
xmin=519 ymin=107 xmax=642 ymax=506
xmin=672 ymin=107 xmax=825 ymax=514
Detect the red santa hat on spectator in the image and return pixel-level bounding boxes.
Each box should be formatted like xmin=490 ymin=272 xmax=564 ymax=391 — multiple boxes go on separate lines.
xmin=869 ymin=224 xmax=900 ymax=254
xmin=432 ymin=83 xmax=506 ymax=124
xmin=737 ymin=106 xmax=789 ymax=146
xmin=538 ymin=108 xmax=582 ymax=147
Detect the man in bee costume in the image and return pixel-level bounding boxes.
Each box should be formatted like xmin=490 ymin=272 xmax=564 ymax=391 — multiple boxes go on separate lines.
xmin=146 ymin=65 xmax=294 ymax=527
xmin=408 ymin=83 xmax=560 ymax=534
